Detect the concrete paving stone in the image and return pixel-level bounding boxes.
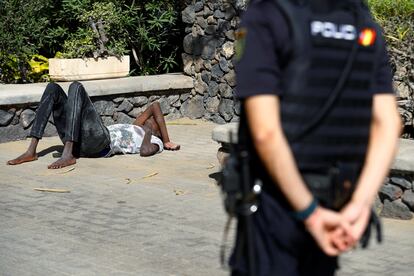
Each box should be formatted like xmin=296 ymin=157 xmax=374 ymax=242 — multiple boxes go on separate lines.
xmin=1 ymin=119 xmax=413 ymax=275
xmin=0 ymin=255 xmax=66 ymax=276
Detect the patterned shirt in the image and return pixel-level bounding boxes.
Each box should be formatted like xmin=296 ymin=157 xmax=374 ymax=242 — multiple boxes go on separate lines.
xmin=106 ymin=124 xmax=163 ymax=156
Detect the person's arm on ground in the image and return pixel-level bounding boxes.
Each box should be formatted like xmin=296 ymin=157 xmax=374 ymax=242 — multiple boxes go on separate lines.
xmin=245 ymin=95 xmax=351 ymax=255
xmin=133 ymin=102 xmax=180 ymax=150
xmin=139 ymin=125 xmax=159 ymax=157
xmin=341 ymin=94 xmax=401 ymax=241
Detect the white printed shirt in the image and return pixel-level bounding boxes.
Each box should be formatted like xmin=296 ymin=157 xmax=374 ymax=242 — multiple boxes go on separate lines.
xmin=106 ymin=124 xmax=163 ymax=156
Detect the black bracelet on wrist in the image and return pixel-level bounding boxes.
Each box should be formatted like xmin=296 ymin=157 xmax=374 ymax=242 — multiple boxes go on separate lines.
xmin=293 ymin=198 xmax=319 ymax=221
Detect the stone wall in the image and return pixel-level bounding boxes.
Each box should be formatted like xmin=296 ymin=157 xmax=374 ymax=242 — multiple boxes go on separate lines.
xmin=377 ymin=172 xmax=414 ymax=220
xmin=181 ymin=0 xmax=247 ymax=124
xmin=0 ymin=89 xmax=191 ymax=143
xmin=181 ymin=0 xmax=414 ymax=131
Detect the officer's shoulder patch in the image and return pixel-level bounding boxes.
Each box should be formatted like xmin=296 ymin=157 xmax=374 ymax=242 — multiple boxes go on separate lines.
xmin=358 ymin=28 xmax=377 ymax=47
xmin=235 ymin=28 xmax=248 ymax=61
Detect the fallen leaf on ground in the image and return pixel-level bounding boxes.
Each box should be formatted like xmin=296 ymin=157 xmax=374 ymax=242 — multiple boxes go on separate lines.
xmin=141 ymin=172 xmax=158 ymax=179
xmin=34 ymin=188 xmax=70 ymax=193
xmin=173 ymin=189 xmax=189 ymax=196
xmin=166 ymin=122 xmax=197 ymax=126
xmin=37 ymin=167 xmax=76 ymax=176
xmin=57 ymin=167 xmax=75 ymax=174
xmin=206 ymin=163 xmax=215 ymax=169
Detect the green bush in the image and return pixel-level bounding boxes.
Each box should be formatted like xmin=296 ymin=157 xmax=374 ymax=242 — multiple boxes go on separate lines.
xmin=128 ymin=0 xmax=181 ymax=74
xmin=51 ymin=0 xmax=182 ymax=75
xmin=368 ymin=0 xmax=414 ymax=44
xmin=368 ymin=0 xmax=414 ymax=18
xmin=60 ymin=2 xmax=129 ymax=59
xmin=368 ymin=0 xmax=414 ymax=85
xmin=0 ymin=0 xmax=182 ymax=83
xmin=0 ymin=0 xmax=53 ymax=83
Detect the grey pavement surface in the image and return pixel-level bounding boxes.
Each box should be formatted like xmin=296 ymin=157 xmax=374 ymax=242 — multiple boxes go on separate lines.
xmin=1 ymin=119 xmax=413 ymax=276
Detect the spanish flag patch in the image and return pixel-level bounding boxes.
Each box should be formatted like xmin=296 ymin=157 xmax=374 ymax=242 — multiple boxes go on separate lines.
xmin=358 ymin=28 xmax=376 ymax=47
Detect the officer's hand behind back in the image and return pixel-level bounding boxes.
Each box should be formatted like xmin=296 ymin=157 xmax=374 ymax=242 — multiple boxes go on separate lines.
xmin=304 ymin=206 xmax=354 ymax=256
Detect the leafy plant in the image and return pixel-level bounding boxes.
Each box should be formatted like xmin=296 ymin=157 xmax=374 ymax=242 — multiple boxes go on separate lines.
xmin=61 ymin=2 xmax=129 ymax=58
xmin=28 ymin=55 xmax=50 ymax=82
xmin=0 ymin=0 xmax=182 ymax=83
xmin=0 ymin=0 xmax=53 ymax=83
xmin=61 ymin=29 xmax=96 ymax=59
xmin=368 ymin=0 xmax=413 ymax=87
xmin=368 ymin=0 xmax=413 ymax=44
xmin=368 ymin=0 xmax=414 ymax=18
xmin=54 ymin=0 xmax=181 ymax=74
xmin=0 ymin=54 xmax=21 ymax=83
xmin=124 ymin=0 xmax=181 ymax=75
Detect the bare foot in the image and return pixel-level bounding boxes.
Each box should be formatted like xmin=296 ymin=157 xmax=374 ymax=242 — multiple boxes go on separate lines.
xmin=164 ymin=142 xmax=180 ymax=151
xmin=48 ymin=157 xmax=76 ymax=169
xmin=7 ymin=152 xmax=38 ymax=165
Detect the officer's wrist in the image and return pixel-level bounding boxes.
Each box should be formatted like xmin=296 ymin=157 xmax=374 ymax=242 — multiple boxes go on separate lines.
xmin=292 ymin=198 xmax=319 ymax=221
xmin=351 ymin=192 xmax=373 ymax=209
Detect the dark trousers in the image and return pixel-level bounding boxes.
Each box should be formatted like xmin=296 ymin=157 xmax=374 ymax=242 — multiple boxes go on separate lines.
xmin=30 ymin=81 xmax=110 ymax=156
xmin=230 ymin=190 xmax=338 ymax=276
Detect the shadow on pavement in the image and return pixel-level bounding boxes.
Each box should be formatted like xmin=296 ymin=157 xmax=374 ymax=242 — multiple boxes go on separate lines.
xmin=38 ymin=145 xmax=63 ymax=157
xmin=209 ymin=172 xmax=222 ymax=185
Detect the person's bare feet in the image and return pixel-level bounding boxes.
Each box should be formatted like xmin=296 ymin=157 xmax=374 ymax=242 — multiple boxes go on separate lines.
xmin=48 ymin=156 xmax=76 ymax=169
xmin=164 ymin=142 xmax=180 ymax=151
xmin=7 ymin=152 xmax=38 ymax=165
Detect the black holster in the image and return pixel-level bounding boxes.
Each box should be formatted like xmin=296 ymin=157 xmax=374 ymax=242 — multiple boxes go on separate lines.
xmin=220 ymin=144 xmax=260 ymax=276
xmin=302 ymin=162 xmax=382 ymax=248
xmin=301 ymin=162 xmax=359 ymax=211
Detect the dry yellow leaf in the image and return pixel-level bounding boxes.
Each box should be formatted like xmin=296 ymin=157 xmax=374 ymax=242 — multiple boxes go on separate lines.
xmin=173 ymin=189 xmax=189 ymax=196
xmin=34 ymin=188 xmax=70 ymax=193
xmin=57 ymin=167 xmax=75 ymax=174
xmin=206 ymin=163 xmax=215 ymax=169
xmin=166 ymin=122 xmax=197 ymax=126
xmin=141 ymin=172 xmax=158 ymax=179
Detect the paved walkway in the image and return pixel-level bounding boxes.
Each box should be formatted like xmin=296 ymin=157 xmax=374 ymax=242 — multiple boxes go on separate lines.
xmin=1 ymin=119 xmax=413 ymax=275
xmin=339 ymin=219 xmax=414 ymax=276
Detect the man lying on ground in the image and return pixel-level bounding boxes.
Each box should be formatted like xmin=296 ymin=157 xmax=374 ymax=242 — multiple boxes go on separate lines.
xmin=7 ymin=81 xmax=180 ymax=169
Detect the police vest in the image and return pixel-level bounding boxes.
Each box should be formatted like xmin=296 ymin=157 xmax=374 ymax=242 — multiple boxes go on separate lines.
xmin=272 ymin=0 xmax=384 ymax=170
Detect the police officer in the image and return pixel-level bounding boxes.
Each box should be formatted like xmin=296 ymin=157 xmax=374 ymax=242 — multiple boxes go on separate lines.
xmin=230 ymin=0 xmax=401 ymax=275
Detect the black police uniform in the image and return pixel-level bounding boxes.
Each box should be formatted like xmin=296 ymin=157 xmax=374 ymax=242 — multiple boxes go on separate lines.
xmin=231 ymin=0 xmax=394 ymax=275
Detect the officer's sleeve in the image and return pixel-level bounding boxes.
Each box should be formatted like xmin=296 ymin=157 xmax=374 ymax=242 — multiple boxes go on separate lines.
xmin=235 ymin=3 xmax=284 ymax=99
xmin=372 ymin=36 xmax=394 ymax=94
